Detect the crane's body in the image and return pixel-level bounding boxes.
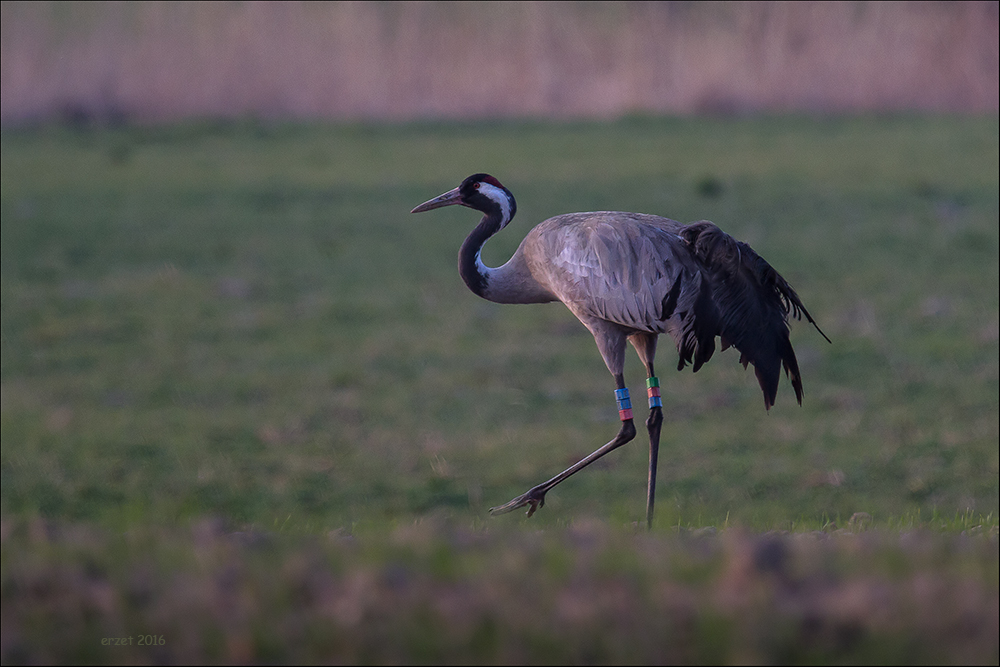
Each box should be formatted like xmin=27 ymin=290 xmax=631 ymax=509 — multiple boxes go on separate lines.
xmin=412 ymin=174 xmax=827 ymax=527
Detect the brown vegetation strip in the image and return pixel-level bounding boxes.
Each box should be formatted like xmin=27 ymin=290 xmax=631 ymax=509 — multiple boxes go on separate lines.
xmin=2 ymin=516 xmax=997 ymax=664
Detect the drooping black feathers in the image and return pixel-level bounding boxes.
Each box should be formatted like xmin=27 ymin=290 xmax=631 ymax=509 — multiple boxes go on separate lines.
xmin=679 ymin=221 xmax=829 ymax=409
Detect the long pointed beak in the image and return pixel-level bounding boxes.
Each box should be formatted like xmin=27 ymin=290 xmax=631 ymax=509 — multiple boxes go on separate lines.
xmin=411 ymin=186 xmax=464 ymax=213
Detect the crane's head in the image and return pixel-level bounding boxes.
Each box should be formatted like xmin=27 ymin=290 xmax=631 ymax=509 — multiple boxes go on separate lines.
xmin=411 ymin=173 xmax=517 ymax=230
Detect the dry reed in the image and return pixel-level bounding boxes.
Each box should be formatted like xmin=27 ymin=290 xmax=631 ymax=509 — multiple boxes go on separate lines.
xmin=1 ymin=1 xmax=997 ymax=124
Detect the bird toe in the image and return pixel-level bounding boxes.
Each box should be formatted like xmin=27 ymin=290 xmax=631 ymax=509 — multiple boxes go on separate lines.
xmin=490 ymin=488 xmax=547 ymax=517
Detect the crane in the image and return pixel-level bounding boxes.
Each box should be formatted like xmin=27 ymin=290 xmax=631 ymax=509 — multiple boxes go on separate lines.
xmin=411 ymin=173 xmax=828 ymax=528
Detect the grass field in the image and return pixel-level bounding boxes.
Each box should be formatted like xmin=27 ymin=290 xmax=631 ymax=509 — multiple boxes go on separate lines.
xmin=2 ymin=115 xmax=998 ymax=663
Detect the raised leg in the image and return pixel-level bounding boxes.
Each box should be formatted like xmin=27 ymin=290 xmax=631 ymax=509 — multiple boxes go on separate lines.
xmin=489 ymin=373 xmax=637 ymax=517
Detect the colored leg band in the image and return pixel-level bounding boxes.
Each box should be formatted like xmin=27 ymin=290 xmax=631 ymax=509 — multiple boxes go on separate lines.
xmin=614 ymin=388 xmax=633 ymax=421
xmin=647 ymin=376 xmax=662 ymax=408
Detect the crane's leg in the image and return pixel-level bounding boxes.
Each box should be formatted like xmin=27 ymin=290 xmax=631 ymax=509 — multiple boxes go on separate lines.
xmin=630 ymin=334 xmax=663 ymax=530
xmin=642 ymin=374 xmax=663 ymax=529
xmin=489 ymin=372 xmax=637 ymax=518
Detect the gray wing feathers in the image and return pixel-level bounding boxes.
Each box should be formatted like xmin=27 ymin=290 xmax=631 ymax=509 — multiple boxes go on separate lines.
xmin=526 ymin=213 xmax=704 ymax=333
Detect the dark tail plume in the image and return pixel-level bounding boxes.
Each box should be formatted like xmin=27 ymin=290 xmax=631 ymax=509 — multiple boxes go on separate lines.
xmin=680 ymin=221 xmax=828 ymax=409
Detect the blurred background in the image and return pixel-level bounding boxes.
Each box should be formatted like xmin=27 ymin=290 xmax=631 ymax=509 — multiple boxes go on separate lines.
xmin=2 ymin=3 xmax=998 ymax=663
xmin=2 ymin=1 xmax=997 ymax=125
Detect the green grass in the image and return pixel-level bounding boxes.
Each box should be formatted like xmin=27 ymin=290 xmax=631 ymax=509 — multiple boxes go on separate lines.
xmin=3 ymin=116 xmax=997 ymax=531
xmin=2 ymin=116 xmax=998 ymax=662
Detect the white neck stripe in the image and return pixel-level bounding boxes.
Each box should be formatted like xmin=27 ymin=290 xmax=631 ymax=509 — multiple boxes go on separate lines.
xmin=478 ymin=182 xmax=512 ymax=228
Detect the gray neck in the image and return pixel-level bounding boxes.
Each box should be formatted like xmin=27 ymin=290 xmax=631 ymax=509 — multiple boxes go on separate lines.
xmin=458 ymin=214 xmax=555 ymax=305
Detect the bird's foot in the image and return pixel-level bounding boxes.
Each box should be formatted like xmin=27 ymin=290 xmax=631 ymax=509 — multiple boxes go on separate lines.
xmin=489 ymin=486 xmax=547 ymax=517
